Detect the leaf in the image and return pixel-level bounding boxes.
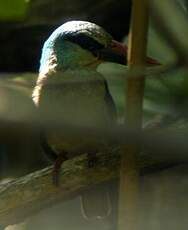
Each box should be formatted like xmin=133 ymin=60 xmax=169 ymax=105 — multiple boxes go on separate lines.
xmin=0 ymin=0 xmax=28 ymax=20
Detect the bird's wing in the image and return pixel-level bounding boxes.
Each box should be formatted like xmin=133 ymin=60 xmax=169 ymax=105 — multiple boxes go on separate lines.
xmin=104 ymin=80 xmax=117 ymax=123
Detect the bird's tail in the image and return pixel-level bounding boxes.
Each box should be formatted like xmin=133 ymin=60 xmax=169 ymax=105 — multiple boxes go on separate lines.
xmin=80 ymin=185 xmax=111 ymax=220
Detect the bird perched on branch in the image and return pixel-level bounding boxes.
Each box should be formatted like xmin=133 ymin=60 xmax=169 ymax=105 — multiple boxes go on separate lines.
xmin=32 ymin=20 xmax=157 ymax=220
xmin=32 ymin=20 xmax=128 ymax=220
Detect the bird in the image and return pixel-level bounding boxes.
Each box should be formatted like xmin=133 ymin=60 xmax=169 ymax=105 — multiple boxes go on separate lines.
xmin=32 ymin=20 xmax=128 ymax=220
xmin=32 ymin=20 xmax=158 ymax=220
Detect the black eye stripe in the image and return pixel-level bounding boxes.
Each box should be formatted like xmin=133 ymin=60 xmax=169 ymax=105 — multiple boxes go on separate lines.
xmin=63 ymin=33 xmax=105 ymax=52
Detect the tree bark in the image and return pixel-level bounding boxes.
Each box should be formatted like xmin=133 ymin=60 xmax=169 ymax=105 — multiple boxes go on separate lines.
xmin=0 ymin=145 xmax=172 ymax=227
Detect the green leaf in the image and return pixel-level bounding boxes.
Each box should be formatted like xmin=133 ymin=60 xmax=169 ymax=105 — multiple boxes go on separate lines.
xmin=0 ymin=0 xmax=28 ymax=20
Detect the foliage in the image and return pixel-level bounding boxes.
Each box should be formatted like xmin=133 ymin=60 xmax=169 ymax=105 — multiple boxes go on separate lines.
xmin=0 ymin=0 xmax=28 ymax=20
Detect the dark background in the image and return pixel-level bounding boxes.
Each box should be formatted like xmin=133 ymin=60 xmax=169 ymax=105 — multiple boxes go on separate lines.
xmin=0 ymin=0 xmax=131 ymax=72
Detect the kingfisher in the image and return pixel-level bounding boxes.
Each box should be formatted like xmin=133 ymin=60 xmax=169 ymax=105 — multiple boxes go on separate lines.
xmin=32 ymin=20 xmax=156 ymax=220
xmin=32 ymin=20 xmax=128 ymax=220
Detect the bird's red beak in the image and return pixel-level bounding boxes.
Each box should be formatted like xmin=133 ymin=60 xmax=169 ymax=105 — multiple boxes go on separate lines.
xmin=111 ymin=39 xmax=160 ymax=66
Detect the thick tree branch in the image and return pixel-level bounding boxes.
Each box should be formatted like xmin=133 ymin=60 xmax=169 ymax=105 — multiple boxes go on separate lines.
xmin=0 ymin=146 xmax=174 ymax=227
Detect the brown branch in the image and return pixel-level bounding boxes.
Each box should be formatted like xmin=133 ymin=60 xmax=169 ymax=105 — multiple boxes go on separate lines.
xmin=0 ymin=145 xmax=174 ymax=228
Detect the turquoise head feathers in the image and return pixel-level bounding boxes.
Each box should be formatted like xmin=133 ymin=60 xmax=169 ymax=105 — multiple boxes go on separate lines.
xmin=39 ymin=20 xmax=126 ymax=73
xmin=39 ymin=21 xmax=113 ymax=72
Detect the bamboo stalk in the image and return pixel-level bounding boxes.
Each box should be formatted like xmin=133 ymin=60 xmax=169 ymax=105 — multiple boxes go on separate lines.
xmin=118 ymin=1 xmax=149 ymax=230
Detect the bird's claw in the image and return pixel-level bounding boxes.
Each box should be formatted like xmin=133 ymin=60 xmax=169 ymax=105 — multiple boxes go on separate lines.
xmin=53 ymin=152 xmax=68 ymax=186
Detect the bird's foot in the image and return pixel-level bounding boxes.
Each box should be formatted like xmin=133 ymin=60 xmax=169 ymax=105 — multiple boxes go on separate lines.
xmin=53 ymin=152 xmax=68 ymax=186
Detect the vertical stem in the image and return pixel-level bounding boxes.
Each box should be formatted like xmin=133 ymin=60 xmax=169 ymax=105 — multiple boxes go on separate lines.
xmin=118 ymin=1 xmax=149 ymax=230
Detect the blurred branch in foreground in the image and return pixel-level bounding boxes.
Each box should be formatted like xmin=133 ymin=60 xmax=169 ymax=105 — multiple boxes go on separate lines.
xmin=0 ymin=94 xmax=187 ymax=227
